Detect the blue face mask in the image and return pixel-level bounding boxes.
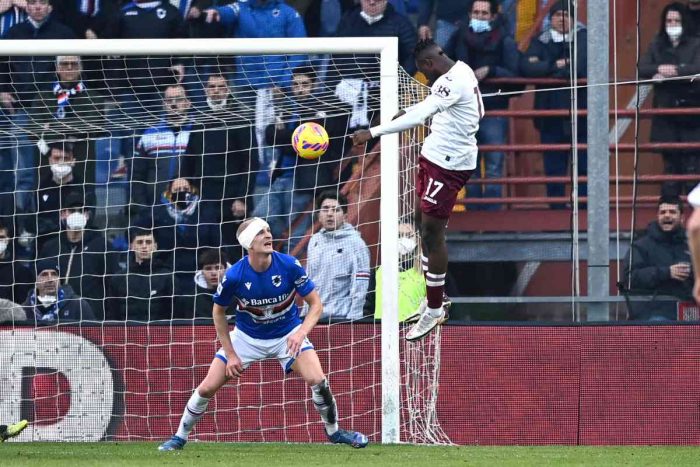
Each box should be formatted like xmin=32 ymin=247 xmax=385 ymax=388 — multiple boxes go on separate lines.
xmin=470 ymin=18 xmax=492 ymax=33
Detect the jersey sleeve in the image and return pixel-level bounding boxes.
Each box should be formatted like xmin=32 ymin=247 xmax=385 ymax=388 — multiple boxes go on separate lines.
xmin=212 ymin=270 xmax=237 ymax=306
xmin=290 ymin=257 xmax=315 ymax=297
xmin=430 ymin=75 xmax=468 ymax=112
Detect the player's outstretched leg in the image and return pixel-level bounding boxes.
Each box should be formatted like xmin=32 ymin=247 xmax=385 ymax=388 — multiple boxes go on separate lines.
xmin=294 ymin=350 xmax=369 ymax=448
xmin=0 ymin=420 xmax=28 ymax=442
xmin=159 ymin=358 xmax=227 ymax=451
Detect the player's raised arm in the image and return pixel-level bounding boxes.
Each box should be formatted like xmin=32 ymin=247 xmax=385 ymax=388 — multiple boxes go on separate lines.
xmin=212 ymin=303 xmax=243 ymax=378
xmin=350 ymin=97 xmax=441 ymax=146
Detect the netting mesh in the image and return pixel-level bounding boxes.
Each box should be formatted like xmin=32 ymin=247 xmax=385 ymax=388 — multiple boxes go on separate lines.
xmin=0 ymin=49 xmax=449 ymax=444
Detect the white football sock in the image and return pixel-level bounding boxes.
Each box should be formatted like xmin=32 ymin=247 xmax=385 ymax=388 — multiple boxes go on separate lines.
xmin=175 ymin=390 xmax=210 ymax=440
xmin=312 ymin=379 xmax=338 ymax=435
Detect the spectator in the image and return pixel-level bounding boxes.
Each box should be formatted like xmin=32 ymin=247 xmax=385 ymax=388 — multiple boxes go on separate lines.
xmin=623 ymin=195 xmax=694 ymax=321
xmin=108 ymin=227 xmax=174 ymax=322
xmin=169 ymin=0 xmax=212 ymax=19
xmin=333 ymin=0 xmax=417 ymax=129
xmin=134 ymin=177 xmax=220 ymax=288
xmin=179 ymin=247 xmax=229 ymax=319
xmin=639 ymin=2 xmax=700 ymax=196
xmin=0 ymin=0 xmax=27 ymax=38
xmin=22 ymin=258 xmax=95 ymax=323
xmin=29 ymin=55 xmax=107 ymax=186
xmin=38 ymin=192 xmax=115 ymax=320
xmin=306 ymin=191 xmax=370 ymax=321
xmin=444 ymin=0 xmax=519 ymax=210
xmin=369 ymin=221 xmax=426 ymax=321
xmin=187 ymin=74 xmax=256 ymax=225
xmin=51 ymin=0 xmax=119 ymax=38
xmin=520 ymin=0 xmax=587 ymax=208
xmin=102 ymin=0 xmax=188 ymax=114
xmin=0 ymin=0 xmax=76 ymax=227
xmin=34 ymin=139 xmax=96 ymax=252
xmin=204 ymin=0 xmax=307 ymax=190
xmin=417 ymin=0 xmax=472 ymax=48
xmin=0 ymin=217 xmax=34 ymax=304
xmin=252 ymin=65 xmax=351 ymax=250
xmin=131 ymin=84 xmax=194 ymax=215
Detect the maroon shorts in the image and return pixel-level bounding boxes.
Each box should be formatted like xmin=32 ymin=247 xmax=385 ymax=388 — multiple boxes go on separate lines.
xmin=416 ymin=156 xmax=473 ymax=219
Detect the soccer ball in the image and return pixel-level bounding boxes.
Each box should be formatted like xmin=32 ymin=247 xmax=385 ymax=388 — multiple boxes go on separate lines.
xmin=292 ymin=122 xmax=329 ymax=160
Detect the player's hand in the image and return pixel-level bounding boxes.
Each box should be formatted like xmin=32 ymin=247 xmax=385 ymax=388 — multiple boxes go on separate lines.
xmin=225 ymin=353 xmax=244 ymax=378
xmin=670 ymin=263 xmax=691 ymax=281
xmin=204 ymin=8 xmax=220 ymax=23
xmin=287 ymin=329 xmax=307 ymax=357
xmin=350 ymin=129 xmax=372 ymax=146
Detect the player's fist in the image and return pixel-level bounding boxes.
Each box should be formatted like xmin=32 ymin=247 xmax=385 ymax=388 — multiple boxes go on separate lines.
xmin=350 ymin=129 xmax=372 ymax=146
xmin=225 ymin=353 xmax=244 ymax=378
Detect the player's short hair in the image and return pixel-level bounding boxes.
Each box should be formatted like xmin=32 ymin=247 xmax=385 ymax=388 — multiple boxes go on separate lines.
xmin=658 ymin=194 xmax=683 ymax=212
xmin=129 ymin=226 xmax=154 ymax=242
xmin=414 ymin=38 xmax=438 ymax=60
xmin=198 ymin=248 xmax=229 ymax=268
xmin=316 ymin=190 xmax=348 ymax=214
xmin=292 ymin=65 xmax=317 ymax=81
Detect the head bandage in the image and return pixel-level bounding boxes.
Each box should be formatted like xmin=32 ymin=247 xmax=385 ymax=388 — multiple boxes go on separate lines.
xmin=237 ymin=218 xmax=270 ymax=250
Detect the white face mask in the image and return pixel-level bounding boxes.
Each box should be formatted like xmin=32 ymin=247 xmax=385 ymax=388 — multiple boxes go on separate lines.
xmin=667 ymin=25 xmax=683 ymax=41
xmin=50 ymin=163 xmax=72 ymax=178
xmin=550 ymin=29 xmax=571 ymax=43
xmin=0 ymin=239 xmax=8 ymax=255
xmin=37 ymin=294 xmax=57 ymax=305
xmin=66 ymin=212 xmax=87 ymax=230
xmin=398 ymin=236 xmax=417 ymax=256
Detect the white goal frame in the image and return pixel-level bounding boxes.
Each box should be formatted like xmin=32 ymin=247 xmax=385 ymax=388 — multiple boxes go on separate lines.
xmin=0 ymin=37 xmax=401 ymax=443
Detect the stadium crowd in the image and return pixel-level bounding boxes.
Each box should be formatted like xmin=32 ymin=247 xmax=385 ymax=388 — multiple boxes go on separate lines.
xmin=0 ymin=0 xmax=697 ymax=322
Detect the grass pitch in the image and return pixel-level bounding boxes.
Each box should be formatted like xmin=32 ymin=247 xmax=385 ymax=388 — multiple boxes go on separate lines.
xmin=2 ymin=442 xmax=699 ymax=466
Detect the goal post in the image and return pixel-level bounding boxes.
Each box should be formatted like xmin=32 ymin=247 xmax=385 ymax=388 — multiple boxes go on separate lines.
xmin=0 ymin=36 xmax=427 ymax=445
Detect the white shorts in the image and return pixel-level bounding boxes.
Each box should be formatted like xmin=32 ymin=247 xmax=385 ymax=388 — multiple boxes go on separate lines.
xmin=215 ymin=325 xmax=314 ymax=374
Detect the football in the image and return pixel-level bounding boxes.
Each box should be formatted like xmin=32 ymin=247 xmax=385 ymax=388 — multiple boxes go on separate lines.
xmin=291 ymin=122 xmax=329 ymax=160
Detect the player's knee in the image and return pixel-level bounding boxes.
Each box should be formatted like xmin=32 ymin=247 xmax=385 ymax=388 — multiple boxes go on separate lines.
xmin=197 ymin=385 xmax=217 ymax=399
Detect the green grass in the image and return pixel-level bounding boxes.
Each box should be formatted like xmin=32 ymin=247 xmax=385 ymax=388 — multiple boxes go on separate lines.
xmin=2 ymin=443 xmax=700 ymax=466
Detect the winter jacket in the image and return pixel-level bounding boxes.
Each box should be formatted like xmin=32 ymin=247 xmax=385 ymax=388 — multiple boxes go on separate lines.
xmin=22 ymin=284 xmax=95 ymax=324
xmin=108 ymin=253 xmax=175 ymax=321
xmin=186 ymin=106 xmax=257 ymax=216
xmin=638 ymin=33 xmax=700 ymax=140
xmin=216 ymin=0 xmax=307 ymax=89
xmin=520 ymin=25 xmax=587 ymax=132
xmin=444 ymin=22 xmax=520 ymax=109
xmin=306 ymin=222 xmax=370 ymax=320
xmin=38 ymin=230 xmax=118 ymax=320
xmin=0 ymin=15 xmax=76 ymax=105
xmin=335 ymin=4 xmax=417 ymax=76
xmin=0 ymin=248 xmax=34 ymax=304
xmin=623 ymin=221 xmax=694 ymax=320
xmin=132 ymin=119 xmax=194 ymax=211
xmin=176 ymin=270 xmax=218 ymax=319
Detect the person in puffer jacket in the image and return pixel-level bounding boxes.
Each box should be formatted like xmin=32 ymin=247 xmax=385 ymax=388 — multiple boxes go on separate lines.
xmin=306 ymin=191 xmax=370 ymax=321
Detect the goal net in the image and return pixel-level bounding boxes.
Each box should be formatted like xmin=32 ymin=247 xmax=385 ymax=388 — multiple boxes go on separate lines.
xmin=0 ymin=38 xmax=448 ymax=445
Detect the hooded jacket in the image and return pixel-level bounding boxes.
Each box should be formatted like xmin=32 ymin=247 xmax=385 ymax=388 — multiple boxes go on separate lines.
xmin=306 ymin=222 xmax=370 ymax=320
xmin=22 ymin=283 xmax=95 ymax=323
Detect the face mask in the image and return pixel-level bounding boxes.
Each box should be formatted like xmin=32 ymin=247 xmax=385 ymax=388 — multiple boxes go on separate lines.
xmin=0 ymin=239 xmax=8 ymax=255
xmin=50 ymin=163 xmax=72 ymax=178
xmin=66 ymin=212 xmax=87 ymax=230
xmin=550 ymin=29 xmax=571 ymax=43
xmin=470 ymin=18 xmax=492 ymax=34
xmin=173 ymin=191 xmax=191 ymax=209
xmin=667 ymin=26 xmax=683 ymax=41
xmin=360 ymin=11 xmax=383 ymax=25
xmin=397 ymin=237 xmax=417 ymax=256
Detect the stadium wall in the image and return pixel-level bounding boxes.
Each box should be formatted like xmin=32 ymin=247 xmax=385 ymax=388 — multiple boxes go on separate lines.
xmin=1 ymin=324 xmax=698 ymax=445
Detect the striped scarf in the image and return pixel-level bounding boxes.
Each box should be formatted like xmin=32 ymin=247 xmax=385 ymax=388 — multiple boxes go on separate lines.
xmin=53 ymin=81 xmax=86 ymax=119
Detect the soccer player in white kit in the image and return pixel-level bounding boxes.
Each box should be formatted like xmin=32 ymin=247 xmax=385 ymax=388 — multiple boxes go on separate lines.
xmin=351 ymin=39 xmax=484 ymax=341
xmin=688 ymin=184 xmax=700 ymax=304
xmin=158 ymin=217 xmax=368 ymax=451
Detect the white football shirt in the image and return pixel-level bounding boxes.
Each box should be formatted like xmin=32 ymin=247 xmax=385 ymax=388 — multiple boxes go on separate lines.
xmin=370 ymin=60 xmax=484 ymax=171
